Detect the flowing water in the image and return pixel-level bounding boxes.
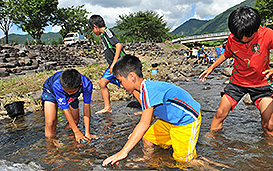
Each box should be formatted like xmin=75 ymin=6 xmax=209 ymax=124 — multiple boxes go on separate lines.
xmin=0 ymin=74 xmax=273 ymax=170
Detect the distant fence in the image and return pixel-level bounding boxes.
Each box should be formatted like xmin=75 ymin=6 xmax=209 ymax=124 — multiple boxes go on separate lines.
xmin=172 ymin=32 xmax=230 ymax=44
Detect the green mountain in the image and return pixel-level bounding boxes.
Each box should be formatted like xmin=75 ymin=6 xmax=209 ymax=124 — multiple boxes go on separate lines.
xmin=172 ymin=0 xmax=256 ymax=36
xmin=4 ymin=32 xmax=62 ymax=45
xmin=172 ymin=19 xmax=209 ymax=36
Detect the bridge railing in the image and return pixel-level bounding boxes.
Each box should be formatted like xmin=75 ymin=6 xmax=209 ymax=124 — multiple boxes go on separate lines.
xmin=172 ymin=32 xmax=230 ymax=43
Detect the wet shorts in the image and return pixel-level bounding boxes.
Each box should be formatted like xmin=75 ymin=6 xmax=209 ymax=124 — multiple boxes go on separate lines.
xmin=41 ymin=89 xmax=79 ymax=109
xmin=143 ymin=113 xmax=202 ymax=163
xmin=221 ymin=83 xmax=273 ymax=110
xmin=102 ymin=68 xmax=120 ymax=87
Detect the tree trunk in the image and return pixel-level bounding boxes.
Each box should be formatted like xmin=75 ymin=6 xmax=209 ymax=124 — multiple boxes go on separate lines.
xmin=5 ymin=31 xmax=8 ymax=44
xmin=30 ymin=32 xmax=42 ymax=45
xmin=37 ymin=33 xmax=42 ymax=44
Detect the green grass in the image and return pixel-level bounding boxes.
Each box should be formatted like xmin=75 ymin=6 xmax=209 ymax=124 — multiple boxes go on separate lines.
xmin=0 ymin=71 xmax=54 ymax=96
xmin=0 ymin=63 xmax=130 ymax=111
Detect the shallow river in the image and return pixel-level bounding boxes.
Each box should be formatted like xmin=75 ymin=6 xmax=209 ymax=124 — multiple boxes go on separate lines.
xmin=0 ymin=74 xmax=273 ymax=170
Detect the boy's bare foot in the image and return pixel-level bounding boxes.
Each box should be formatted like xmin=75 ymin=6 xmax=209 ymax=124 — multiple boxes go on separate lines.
xmin=52 ymin=139 xmax=64 ymax=147
xmin=134 ymin=111 xmax=142 ymax=115
xmin=95 ymin=109 xmax=112 ymax=114
xmin=46 ymin=138 xmax=64 ymax=148
xmin=196 ymin=156 xmax=231 ymax=169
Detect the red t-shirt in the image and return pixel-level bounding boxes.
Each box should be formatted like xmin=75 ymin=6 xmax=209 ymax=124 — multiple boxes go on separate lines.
xmin=224 ymin=26 xmax=273 ymax=87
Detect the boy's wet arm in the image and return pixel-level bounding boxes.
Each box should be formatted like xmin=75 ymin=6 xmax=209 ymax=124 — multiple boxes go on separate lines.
xmin=110 ymin=43 xmax=123 ymax=74
xmin=83 ymin=103 xmax=91 ymax=119
xmin=83 ymin=103 xmax=91 ymax=136
xmin=212 ymin=53 xmax=227 ymax=69
xmin=200 ymin=53 xmax=227 ymax=82
xmin=122 ymin=107 xmax=153 ymax=153
xmin=63 ymin=109 xmax=85 ymax=143
xmin=115 ymin=43 xmax=122 ymax=58
xmin=102 ymin=107 xmax=154 ymax=166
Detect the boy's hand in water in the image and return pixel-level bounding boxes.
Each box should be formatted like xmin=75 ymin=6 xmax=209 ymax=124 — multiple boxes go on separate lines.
xmin=102 ymin=150 xmax=128 ymax=166
xmin=75 ymin=131 xmax=88 ymax=143
xmin=85 ymin=133 xmax=98 ymax=140
xmin=204 ymin=131 xmax=215 ymax=139
xmin=199 ymin=68 xmax=213 ymax=82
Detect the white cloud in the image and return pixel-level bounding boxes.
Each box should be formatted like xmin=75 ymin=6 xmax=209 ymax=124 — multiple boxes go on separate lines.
xmin=84 ymin=4 xmax=132 ymax=27
xmin=51 ymin=26 xmax=62 ymax=33
xmin=1 ymin=0 xmax=246 ymax=37
xmin=58 ymin=0 xmax=85 ymax=8
xmin=72 ymin=0 xmax=244 ymax=30
xmin=195 ymin=0 xmax=245 ymax=19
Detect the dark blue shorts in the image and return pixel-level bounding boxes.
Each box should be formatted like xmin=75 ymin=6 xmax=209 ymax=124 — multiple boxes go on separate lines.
xmin=102 ymin=67 xmax=120 ymax=87
xmin=41 ymin=89 xmax=79 ymax=109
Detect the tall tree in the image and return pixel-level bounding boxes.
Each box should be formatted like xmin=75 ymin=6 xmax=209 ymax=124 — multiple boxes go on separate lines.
xmin=56 ymin=5 xmax=90 ymax=38
xmin=9 ymin=0 xmax=58 ymax=44
xmin=255 ymin=0 xmax=273 ymax=24
xmin=116 ymin=10 xmax=170 ymax=42
xmin=0 ymin=0 xmax=13 ymax=44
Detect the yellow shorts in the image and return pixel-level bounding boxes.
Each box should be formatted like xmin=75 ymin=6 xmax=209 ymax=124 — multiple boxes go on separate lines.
xmin=143 ymin=113 xmax=202 ymax=163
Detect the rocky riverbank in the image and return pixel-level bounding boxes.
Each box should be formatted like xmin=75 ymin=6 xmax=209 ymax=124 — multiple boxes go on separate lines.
xmin=0 ymin=42 xmax=250 ymax=116
xmin=0 ymin=42 xmax=217 ymax=78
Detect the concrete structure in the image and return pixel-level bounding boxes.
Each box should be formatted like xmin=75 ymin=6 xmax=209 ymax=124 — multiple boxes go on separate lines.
xmin=172 ymin=32 xmax=230 ymax=44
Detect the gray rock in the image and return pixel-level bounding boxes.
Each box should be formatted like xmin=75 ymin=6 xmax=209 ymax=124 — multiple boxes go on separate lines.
xmin=0 ymin=68 xmax=9 ymax=77
xmin=0 ymin=159 xmax=44 ymax=171
xmin=91 ymin=89 xmax=103 ymax=102
xmin=0 ymin=62 xmax=16 ymax=68
xmin=222 ymin=67 xmax=233 ymax=76
xmin=33 ymin=90 xmax=43 ymax=101
xmin=243 ymin=93 xmax=253 ymax=105
xmin=6 ymin=92 xmax=19 ymax=98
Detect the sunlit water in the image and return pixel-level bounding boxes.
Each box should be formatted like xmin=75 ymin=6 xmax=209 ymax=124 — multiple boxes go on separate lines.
xmin=0 ymin=74 xmax=273 ymax=170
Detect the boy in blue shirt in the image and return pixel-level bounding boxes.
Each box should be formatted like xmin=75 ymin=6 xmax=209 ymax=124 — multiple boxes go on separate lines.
xmin=41 ymin=69 xmax=94 ymax=143
xmin=102 ymin=55 xmax=202 ymax=166
xmin=88 ymin=15 xmax=140 ymax=114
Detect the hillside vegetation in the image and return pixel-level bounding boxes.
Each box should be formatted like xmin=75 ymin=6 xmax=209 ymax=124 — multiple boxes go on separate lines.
xmin=172 ymin=0 xmax=256 ymax=36
xmin=3 ymin=32 xmax=62 ymax=45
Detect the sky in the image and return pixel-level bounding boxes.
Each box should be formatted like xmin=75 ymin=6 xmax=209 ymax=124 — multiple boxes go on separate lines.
xmin=0 ymin=0 xmax=245 ymax=38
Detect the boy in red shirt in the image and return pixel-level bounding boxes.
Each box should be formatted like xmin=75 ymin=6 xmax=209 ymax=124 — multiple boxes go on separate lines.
xmin=199 ymin=6 xmax=273 ymax=136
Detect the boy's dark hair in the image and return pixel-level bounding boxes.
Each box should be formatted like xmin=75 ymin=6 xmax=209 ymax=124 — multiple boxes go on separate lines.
xmin=60 ymin=69 xmax=81 ymax=89
xmin=228 ymin=6 xmax=261 ymax=40
xmin=113 ymin=54 xmax=143 ymax=78
xmin=88 ymin=15 xmax=105 ymax=29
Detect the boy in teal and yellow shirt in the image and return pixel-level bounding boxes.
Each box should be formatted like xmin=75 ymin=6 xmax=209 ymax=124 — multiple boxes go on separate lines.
xmin=102 ymin=54 xmax=202 ymax=166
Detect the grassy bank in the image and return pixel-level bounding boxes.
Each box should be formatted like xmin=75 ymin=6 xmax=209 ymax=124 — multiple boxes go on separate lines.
xmin=0 ymin=62 xmax=147 ymax=114
xmin=0 ymin=64 xmax=107 ymax=113
xmin=0 ymin=71 xmax=54 ymax=96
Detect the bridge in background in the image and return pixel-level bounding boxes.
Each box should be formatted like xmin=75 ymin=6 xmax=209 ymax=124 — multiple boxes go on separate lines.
xmin=172 ymin=32 xmax=230 ymax=44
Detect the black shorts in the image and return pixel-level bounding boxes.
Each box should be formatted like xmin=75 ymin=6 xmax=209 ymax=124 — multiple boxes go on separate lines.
xmin=221 ymin=83 xmax=273 ymax=110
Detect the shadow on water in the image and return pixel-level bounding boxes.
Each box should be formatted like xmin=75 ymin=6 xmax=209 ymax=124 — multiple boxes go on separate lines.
xmin=0 ymin=76 xmax=273 ymax=170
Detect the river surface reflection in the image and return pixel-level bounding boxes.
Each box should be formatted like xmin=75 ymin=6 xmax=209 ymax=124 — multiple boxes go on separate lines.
xmin=0 ymin=76 xmax=272 ymax=170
